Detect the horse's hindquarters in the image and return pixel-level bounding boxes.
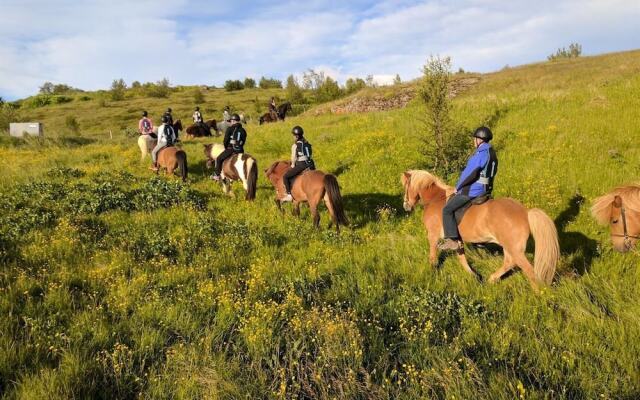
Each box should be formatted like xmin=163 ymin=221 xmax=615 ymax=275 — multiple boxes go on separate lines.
xmin=457 ymin=199 xmax=530 ymax=246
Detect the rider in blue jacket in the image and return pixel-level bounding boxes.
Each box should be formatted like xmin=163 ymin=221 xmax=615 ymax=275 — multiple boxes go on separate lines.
xmin=439 ymin=126 xmax=498 ymax=251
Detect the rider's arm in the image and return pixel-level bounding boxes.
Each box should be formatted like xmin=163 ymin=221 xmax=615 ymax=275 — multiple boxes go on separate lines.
xmin=290 ymin=144 xmax=297 ymax=167
xmin=455 ymin=151 xmax=487 ymax=191
xmin=138 ymin=119 xmax=143 ymax=133
xmin=223 ymin=128 xmax=231 ymax=148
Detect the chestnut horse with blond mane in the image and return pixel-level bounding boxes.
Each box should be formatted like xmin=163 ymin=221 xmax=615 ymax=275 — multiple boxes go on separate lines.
xmin=591 ymin=184 xmax=640 ymax=252
xmin=265 ymin=161 xmax=348 ymax=233
xmin=402 ymin=170 xmax=559 ymax=289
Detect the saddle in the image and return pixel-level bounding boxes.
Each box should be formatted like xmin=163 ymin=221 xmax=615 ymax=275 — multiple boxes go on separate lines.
xmin=453 ymin=194 xmax=492 ymax=224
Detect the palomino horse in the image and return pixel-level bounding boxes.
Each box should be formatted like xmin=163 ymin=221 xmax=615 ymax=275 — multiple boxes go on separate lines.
xmin=185 ymin=120 xmax=215 ymax=138
xmin=265 ymin=161 xmax=348 ymax=233
xmin=402 ymin=170 xmax=559 ymax=289
xmin=137 ymin=120 xmax=184 ymax=159
xmin=591 ymin=184 xmax=640 ymax=252
xmin=259 ymin=102 xmax=292 ymax=125
xmin=156 ymin=146 xmax=188 ymax=182
xmin=203 ymin=143 xmax=257 ymax=200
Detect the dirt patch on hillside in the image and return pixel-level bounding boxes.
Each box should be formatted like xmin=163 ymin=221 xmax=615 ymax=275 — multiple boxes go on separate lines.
xmin=310 ymin=75 xmax=481 ymax=116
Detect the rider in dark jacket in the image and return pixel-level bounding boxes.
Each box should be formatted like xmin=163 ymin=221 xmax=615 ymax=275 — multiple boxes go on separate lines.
xmin=281 ymin=126 xmax=315 ymax=202
xmin=439 ymin=126 xmax=498 ymax=251
xmin=211 ymin=114 xmax=246 ymax=181
xmin=269 ymin=97 xmax=278 ymax=120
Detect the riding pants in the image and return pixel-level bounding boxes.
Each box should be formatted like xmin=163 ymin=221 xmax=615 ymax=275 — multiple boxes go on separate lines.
xmin=283 ymin=161 xmax=312 ymax=193
xmin=151 ymin=142 xmax=167 ymax=163
xmin=442 ymin=194 xmax=472 ymax=240
xmin=215 ymin=148 xmax=235 ymax=175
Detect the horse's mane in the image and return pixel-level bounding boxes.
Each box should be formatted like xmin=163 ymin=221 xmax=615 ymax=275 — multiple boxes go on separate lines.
xmin=404 ymin=170 xmax=454 ymax=196
xmin=265 ymin=160 xmax=288 ymax=177
xmin=591 ymin=184 xmax=640 ymax=225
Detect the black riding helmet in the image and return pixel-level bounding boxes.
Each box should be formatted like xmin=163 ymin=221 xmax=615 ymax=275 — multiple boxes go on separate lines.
xmin=142 ymin=111 xmax=148 ymax=117
xmin=161 ymin=115 xmax=169 ymax=123
xmin=291 ymin=126 xmax=304 ymax=137
xmin=195 ymin=106 xmax=199 ymax=111
xmin=166 ymin=107 xmax=172 ymax=113
xmin=472 ymin=126 xmax=493 ymax=142
xmin=231 ymin=114 xmax=241 ymax=122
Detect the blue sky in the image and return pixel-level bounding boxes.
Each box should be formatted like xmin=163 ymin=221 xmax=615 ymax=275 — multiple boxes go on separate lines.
xmin=1 ymin=0 xmax=639 ymax=100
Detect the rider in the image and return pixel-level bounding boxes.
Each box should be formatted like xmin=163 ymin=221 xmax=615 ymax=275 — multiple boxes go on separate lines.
xmin=439 ymin=126 xmax=498 ymax=251
xmin=281 ymin=126 xmax=315 ymax=202
xmin=192 ymin=106 xmax=203 ymax=125
xmin=138 ymin=111 xmax=154 ymax=136
xmin=268 ymin=97 xmax=278 ymax=120
xmin=164 ymin=107 xmax=174 ymax=125
xmin=211 ymin=114 xmax=246 ymax=181
xmin=150 ymin=114 xmax=177 ymax=171
xmin=223 ymin=106 xmax=231 ymax=122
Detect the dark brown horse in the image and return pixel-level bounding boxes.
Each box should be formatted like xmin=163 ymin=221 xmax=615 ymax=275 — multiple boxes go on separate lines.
xmin=592 ymin=184 xmax=640 ymax=252
xmin=185 ymin=120 xmax=215 ymax=138
xmin=157 ymin=146 xmax=188 ymax=181
xmin=402 ymin=170 xmax=559 ymax=290
xmin=259 ymin=102 xmax=292 ymax=125
xmin=265 ymin=161 xmax=348 ymax=232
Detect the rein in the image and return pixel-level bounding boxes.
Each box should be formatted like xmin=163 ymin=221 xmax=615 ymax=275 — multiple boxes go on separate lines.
xmin=611 ymin=202 xmax=640 ymax=249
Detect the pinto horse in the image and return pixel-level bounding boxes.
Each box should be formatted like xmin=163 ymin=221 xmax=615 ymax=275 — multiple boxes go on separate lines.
xmin=156 ymin=146 xmax=188 ymax=182
xmin=203 ymin=143 xmax=257 ymax=200
xmin=259 ymin=102 xmax=292 ymax=125
xmin=265 ymin=161 xmax=348 ymax=233
xmin=137 ymin=120 xmax=184 ymax=159
xmin=591 ymin=184 xmax=640 ymax=252
xmin=402 ymin=170 xmax=559 ymax=289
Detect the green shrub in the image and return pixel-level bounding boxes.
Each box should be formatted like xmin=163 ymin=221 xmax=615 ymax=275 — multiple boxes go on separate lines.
xmin=224 ymin=80 xmax=244 ymax=91
xmin=110 ymin=79 xmax=127 ymax=101
xmin=24 ymin=95 xmax=52 ymax=108
xmin=548 ymin=43 xmax=582 ymax=61
xmin=243 ymin=78 xmax=256 ymax=89
xmin=53 ymin=95 xmax=73 ymax=104
xmin=258 ymin=76 xmax=282 ymax=89
xmin=65 ymin=116 xmax=80 ymax=134
xmin=143 ymin=78 xmax=171 ymax=98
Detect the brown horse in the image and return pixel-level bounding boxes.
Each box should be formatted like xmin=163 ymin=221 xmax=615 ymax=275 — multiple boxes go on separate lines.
xmin=137 ymin=120 xmax=184 ymax=159
xmin=265 ymin=161 xmax=348 ymax=233
xmin=156 ymin=146 xmax=188 ymax=182
xmin=402 ymin=170 xmax=559 ymax=289
xmin=259 ymin=102 xmax=292 ymax=125
xmin=185 ymin=120 xmax=215 ymax=138
xmin=203 ymin=143 xmax=257 ymax=200
xmin=591 ymin=184 xmax=640 ymax=252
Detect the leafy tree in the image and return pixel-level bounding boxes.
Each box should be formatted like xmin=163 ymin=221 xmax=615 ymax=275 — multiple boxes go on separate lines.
xmin=131 ymin=81 xmax=141 ymax=89
xmin=393 ymin=74 xmax=402 ymax=85
xmin=110 ymin=79 xmax=127 ymax=101
xmin=143 ymin=78 xmax=171 ymax=98
xmin=345 ymin=78 xmax=366 ymax=94
xmin=258 ymin=77 xmax=282 ymax=89
xmin=285 ymin=75 xmax=305 ymax=103
xmin=244 ymin=78 xmax=256 ymax=89
xmin=419 ymin=56 xmax=469 ymax=178
xmin=224 ymin=80 xmax=245 ymax=91
xmin=365 ymin=74 xmax=376 ymax=87
xmin=39 ymin=82 xmax=54 ymax=94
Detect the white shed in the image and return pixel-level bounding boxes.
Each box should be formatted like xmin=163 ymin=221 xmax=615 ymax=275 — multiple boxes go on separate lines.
xmin=9 ymin=122 xmax=43 ymax=138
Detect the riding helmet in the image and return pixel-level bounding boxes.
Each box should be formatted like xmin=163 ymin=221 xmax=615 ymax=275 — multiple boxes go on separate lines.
xmin=195 ymin=106 xmax=199 ymax=111
xmin=161 ymin=115 xmax=169 ymax=123
xmin=142 ymin=110 xmax=148 ymax=117
xmin=231 ymin=114 xmax=241 ymax=122
xmin=472 ymin=126 xmax=493 ymax=142
xmin=292 ymin=126 xmax=304 ymax=137
xmin=166 ymin=107 xmax=172 ymax=113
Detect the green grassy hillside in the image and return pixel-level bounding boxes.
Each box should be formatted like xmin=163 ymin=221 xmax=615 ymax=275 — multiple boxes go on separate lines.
xmin=1 ymin=50 xmax=640 ymax=399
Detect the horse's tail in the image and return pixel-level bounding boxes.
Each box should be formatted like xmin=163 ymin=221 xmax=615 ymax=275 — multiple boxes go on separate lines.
xmin=528 ymin=208 xmax=559 ymax=285
xmin=323 ymin=174 xmax=348 ymax=230
xmin=246 ymin=157 xmax=258 ymax=201
xmin=178 ymin=151 xmax=188 ymax=182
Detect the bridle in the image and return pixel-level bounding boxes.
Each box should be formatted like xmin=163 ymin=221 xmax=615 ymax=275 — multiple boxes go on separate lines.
xmin=611 ymin=201 xmax=640 ymax=249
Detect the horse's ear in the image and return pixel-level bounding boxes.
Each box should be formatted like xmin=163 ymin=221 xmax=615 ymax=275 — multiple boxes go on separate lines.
xmin=613 ymin=195 xmax=622 ymax=208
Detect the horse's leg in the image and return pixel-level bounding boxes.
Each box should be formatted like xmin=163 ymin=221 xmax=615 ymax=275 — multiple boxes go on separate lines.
xmin=275 ymin=198 xmax=284 ymax=214
xmin=427 ymin=230 xmax=440 ymax=266
xmin=512 ymin=253 xmax=540 ymax=291
xmin=456 ymin=248 xmax=482 ymax=281
xmin=310 ymin=201 xmax=320 ymax=228
xmin=292 ymin=201 xmax=301 ymax=217
xmin=489 ymin=252 xmax=515 ymax=283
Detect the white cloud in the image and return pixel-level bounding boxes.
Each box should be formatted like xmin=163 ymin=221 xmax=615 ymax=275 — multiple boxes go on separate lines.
xmin=0 ymin=0 xmax=639 ymax=99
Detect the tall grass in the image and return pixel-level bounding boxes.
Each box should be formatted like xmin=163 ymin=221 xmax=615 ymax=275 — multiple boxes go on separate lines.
xmin=1 ymin=50 xmax=640 ymax=399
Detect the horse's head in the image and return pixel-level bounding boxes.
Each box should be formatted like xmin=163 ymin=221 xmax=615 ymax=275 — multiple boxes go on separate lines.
xmin=592 ymin=188 xmax=640 ymax=252
xmin=401 ymin=171 xmax=420 ymax=212
xmin=174 ymin=120 xmax=183 ymax=131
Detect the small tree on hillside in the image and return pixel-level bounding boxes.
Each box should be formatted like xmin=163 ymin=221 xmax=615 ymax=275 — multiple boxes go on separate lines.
xmin=193 ymin=88 xmax=205 ymax=103
xmin=345 ymin=77 xmax=366 ymax=94
xmin=285 ymin=75 xmax=305 ymax=103
xmin=393 ymin=74 xmax=402 ymax=85
xmin=39 ymin=82 xmax=54 ymax=94
xmin=259 ymin=77 xmax=283 ymax=89
xmin=419 ymin=55 xmax=469 ymax=178
xmin=548 ymin=43 xmax=582 ymax=61
xmin=65 ymin=115 xmax=80 ymax=135
xmin=244 ymin=78 xmax=256 ymax=89
xmin=224 ymin=80 xmax=244 ymax=91
xmin=110 ymin=79 xmax=127 ymax=101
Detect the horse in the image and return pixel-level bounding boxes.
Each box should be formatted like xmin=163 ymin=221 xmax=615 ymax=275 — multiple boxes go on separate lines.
xmin=203 ymin=143 xmax=257 ymax=200
xmin=264 ymin=161 xmax=348 ymax=233
xmin=185 ymin=120 xmax=215 ymax=138
xmin=401 ymin=170 xmax=559 ymax=289
xmin=156 ymin=146 xmax=188 ymax=182
xmin=211 ymin=114 xmax=246 ymax=136
xmin=137 ymin=120 xmax=184 ymax=159
xmin=591 ymin=184 xmax=640 ymax=252
xmin=259 ymin=102 xmax=292 ymax=125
